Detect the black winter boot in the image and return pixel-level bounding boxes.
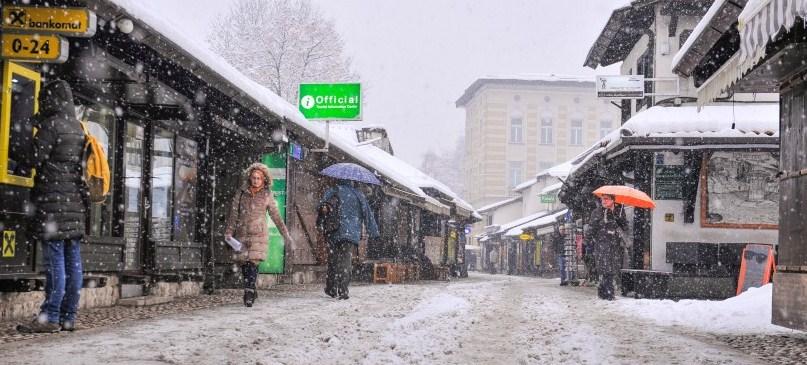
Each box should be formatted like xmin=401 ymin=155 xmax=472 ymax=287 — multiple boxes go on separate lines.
xmin=244 ymin=289 xmax=256 ymax=307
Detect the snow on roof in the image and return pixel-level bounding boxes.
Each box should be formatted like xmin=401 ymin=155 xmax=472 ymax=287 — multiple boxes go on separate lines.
xmin=329 ymin=127 xmax=475 ymax=215
xmin=672 ymin=0 xmax=727 ymax=72
xmin=513 ymin=177 xmax=538 ymax=191
xmin=493 ymin=210 xmax=549 ymax=235
xmin=106 ymin=1 xmax=473 ymax=217
xmin=612 ymin=104 xmax=779 ymax=146
xmin=567 ymin=103 xmax=778 ymax=180
xmin=479 ymin=74 xmax=594 ymax=83
xmin=456 ymin=74 xmax=594 ymax=106
xmin=505 ymin=209 xmax=567 ymax=237
xmin=540 ymin=182 xmax=564 ymax=195
xmin=477 ymin=196 xmax=522 ymax=213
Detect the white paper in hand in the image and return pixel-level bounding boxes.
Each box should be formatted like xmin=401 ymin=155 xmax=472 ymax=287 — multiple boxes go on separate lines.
xmin=225 ymin=236 xmax=242 ymax=252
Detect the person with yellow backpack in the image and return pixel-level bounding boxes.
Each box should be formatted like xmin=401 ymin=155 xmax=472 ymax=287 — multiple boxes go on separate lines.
xmin=16 ymin=80 xmax=103 ymax=333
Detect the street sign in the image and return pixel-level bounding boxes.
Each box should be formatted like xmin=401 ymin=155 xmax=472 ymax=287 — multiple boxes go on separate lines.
xmin=1 ymin=33 xmax=68 ymax=63
xmin=596 ymin=75 xmax=644 ymax=98
xmin=519 ymin=233 xmax=534 ymax=241
xmin=540 ymin=194 xmax=556 ymax=204
xmin=298 ymin=83 xmax=361 ymax=120
xmin=2 ymin=6 xmax=97 ymax=38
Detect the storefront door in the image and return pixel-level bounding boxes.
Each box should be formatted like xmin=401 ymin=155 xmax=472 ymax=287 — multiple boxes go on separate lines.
xmin=123 ymin=122 xmax=145 ymax=271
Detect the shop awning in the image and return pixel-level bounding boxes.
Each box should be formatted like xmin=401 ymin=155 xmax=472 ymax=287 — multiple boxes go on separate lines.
xmin=506 ymin=209 xmax=567 ymax=237
xmin=696 ymin=0 xmax=807 ymax=104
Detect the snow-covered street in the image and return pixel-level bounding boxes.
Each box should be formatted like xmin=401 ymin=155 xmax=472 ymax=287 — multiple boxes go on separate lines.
xmin=2 ymin=274 xmax=773 ymax=365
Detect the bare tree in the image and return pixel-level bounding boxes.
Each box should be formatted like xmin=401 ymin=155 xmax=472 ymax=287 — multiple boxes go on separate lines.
xmin=420 ymin=136 xmax=467 ymax=199
xmin=207 ymin=0 xmax=356 ymax=102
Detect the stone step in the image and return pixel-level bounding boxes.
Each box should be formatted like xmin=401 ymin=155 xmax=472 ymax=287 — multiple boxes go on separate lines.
xmin=117 ymin=295 xmax=174 ymax=307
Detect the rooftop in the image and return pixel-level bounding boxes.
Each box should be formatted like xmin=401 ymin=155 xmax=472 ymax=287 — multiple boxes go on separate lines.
xmin=455 ymin=74 xmax=594 ymax=107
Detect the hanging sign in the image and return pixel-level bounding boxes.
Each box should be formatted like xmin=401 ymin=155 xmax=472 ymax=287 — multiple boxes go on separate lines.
xmin=596 ymin=75 xmax=645 ymax=98
xmin=519 ymin=233 xmax=534 ymax=241
xmin=298 ymin=83 xmax=362 ymax=120
xmin=1 ymin=33 xmax=68 ymax=63
xmin=540 ymin=194 xmax=556 ymax=203
xmin=2 ymin=6 xmax=97 ymax=37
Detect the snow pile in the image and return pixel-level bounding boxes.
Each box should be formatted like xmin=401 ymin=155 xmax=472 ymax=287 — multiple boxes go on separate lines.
xmin=617 ymin=284 xmax=791 ymax=334
xmin=392 ymin=293 xmax=469 ymax=329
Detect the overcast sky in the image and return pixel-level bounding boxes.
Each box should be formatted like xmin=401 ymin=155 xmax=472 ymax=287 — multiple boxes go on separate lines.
xmin=158 ymin=0 xmax=625 ymax=166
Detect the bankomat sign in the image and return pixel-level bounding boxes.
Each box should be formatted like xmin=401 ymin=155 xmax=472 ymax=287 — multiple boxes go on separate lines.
xmin=298 ymin=83 xmax=361 ymax=120
xmin=596 ymin=75 xmax=645 ymax=98
xmin=2 ymin=6 xmax=97 ymax=38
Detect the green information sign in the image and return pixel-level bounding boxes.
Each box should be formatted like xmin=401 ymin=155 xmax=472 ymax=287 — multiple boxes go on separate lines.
xmin=258 ymin=151 xmax=287 ymax=274
xmin=540 ymin=194 xmax=556 ymax=204
xmin=298 ymin=83 xmax=361 ymax=120
xmin=654 ymin=165 xmax=685 ymax=200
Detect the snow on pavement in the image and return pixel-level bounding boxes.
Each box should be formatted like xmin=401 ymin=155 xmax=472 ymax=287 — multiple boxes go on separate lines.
xmin=2 ymin=274 xmax=770 ymax=365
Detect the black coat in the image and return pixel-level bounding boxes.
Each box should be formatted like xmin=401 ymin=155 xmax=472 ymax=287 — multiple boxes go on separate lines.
xmin=22 ymin=81 xmax=88 ymax=241
xmin=588 ymin=205 xmax=627 ymax=275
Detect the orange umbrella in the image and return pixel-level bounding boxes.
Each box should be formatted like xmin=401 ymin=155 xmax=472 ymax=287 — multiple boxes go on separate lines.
xmin=593 ymin=185 xmax=656 ymax=209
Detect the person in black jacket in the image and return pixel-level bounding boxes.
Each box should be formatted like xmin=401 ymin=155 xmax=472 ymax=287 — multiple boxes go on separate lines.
xmin=588 ymin=194 xmax=627 ymax=300
xmin=551 ymin=226 xmax=568 ymax=286
xmin=17 ymin=80 xmax=88 ymax=333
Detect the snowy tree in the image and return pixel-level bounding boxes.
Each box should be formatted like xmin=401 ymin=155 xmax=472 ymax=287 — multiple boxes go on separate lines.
xmin=207 ymin=0 xmax=356 ymax=102
xmin=420 ymin=136 xmax=466 ymax=199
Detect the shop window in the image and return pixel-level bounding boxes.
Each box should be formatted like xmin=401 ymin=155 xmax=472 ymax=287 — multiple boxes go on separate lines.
xmin=422 ymin=212 xmax=443 ymax=237
xmin=150 ymin=128 xmax=174 ymax=242
xmin=124 ymin=122 xmax=144 ymax=270
xmin=77 ymin=105 xmax=117 ymax=237
xmin=173 ymin=136 xmax=198 ymax=242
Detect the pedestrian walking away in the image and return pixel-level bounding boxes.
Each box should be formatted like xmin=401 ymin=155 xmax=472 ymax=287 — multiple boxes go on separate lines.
xmin=16 ymin=81 xmax=89 ymax=333
xmin=225 ymin=163 xmax=293 ymax=307
xmin=588 ymin=194 xmax=628 ymax=300
xmin=318 ymin=179 xmax=380 ymax=300
xmin=552 ymin=226 xmax=568 ymax=286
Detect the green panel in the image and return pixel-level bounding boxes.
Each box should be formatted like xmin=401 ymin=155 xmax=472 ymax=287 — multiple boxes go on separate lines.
xmin=258 ymin=151 xmax=287 ymax=274
xmin=298 ymin=83 xmax=361 ymax=120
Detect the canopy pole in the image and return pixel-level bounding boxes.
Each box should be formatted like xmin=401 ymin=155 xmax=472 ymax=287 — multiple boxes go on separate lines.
xmin=311 ymin=120 xmax=331 ymax=153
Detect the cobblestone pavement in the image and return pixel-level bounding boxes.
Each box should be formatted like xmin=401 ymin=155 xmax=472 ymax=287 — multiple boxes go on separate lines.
xmin=718 ymin=333 xmax=807 ymax=365
xmin=0 ymin=284 xmax=320 ymax=345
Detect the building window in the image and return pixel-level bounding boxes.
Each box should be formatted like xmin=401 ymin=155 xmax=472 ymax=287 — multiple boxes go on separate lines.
xmin=570 ymin=119 xmax=583 ymax=146
xmin=510 ymin=117 xmax=523 ymax=144
xmin=486 ymin=215 xmax=493 ymax=226
xmin=508 ymin=161 xmax=524 ymax=190
xmin=540 ymin=116 xmax=553 ymax=145
xmin=600 ymin=120 xmax=613 ymax=138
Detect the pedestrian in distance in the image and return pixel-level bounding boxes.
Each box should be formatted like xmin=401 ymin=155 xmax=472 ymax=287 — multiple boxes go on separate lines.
xmin=16 ymin=81 xmax=88 ymax=333
xmin=588 ymin=193 xmax=628 ymax=300
xmin=225 ymin=162 xmax=293 ymax=307
xmin=552 ymin=225 xmax=568 ymax=286
xmin=317 ymin=179 xmax=379 ymax=300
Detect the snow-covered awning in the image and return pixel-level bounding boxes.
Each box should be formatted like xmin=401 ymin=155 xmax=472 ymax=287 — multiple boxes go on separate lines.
xmin=672 ymin=0 xmax=747 ymax=77
xmin=695 ymin=0 xmax=807 ymax=105
xmin=476 ymin=196 xmax=522 ymax=213
xmin=540 ymin=182 xmax=563 ymax=195
xmin=505 ymin=209 xmax=567 ymax=237
xmin=492 ymin=211 xmax=549 ymax=236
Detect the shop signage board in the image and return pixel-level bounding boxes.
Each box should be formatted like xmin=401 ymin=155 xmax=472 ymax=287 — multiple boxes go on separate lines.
xmin=654 ymin=165 xmax=685 ymax=200
xmin=1 ymin=33 xmax=68 ymax=63
xmin=596 ymin=75 xmax=644 ymax=98
xmin=519 ymin=233 xmax=533 ymax=241
xmin=540 ymin=193 xmax=556 ymax=204
xmin=2 ymin=6 xmax=97 ymax=37
xmin=258 ymin=151 xmax=287 ymax=274
xmin=298 ymin=83 xmax=362 ymax=120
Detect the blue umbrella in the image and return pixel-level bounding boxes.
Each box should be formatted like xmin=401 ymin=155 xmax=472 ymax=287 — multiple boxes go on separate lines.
xmin=320 ymin=163 xmax=382 ymax=185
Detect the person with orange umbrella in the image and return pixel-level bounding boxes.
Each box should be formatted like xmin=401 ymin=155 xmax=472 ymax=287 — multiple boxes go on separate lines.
xmin=589 ymin=185 xmax=656 ymax=300
xmin=589 ymin=185 xmax=654 ymax=300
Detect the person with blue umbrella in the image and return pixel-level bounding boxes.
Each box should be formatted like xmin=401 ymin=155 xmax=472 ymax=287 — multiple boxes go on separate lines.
xmin=317 ymin=163 xmax=381 ymax=300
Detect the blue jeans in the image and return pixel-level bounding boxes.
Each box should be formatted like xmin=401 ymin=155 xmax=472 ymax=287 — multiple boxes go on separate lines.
xmin=558 ymin=255 xmax=567 ymax=283
xmin=39 ymin=239 xmax=83 ymax=323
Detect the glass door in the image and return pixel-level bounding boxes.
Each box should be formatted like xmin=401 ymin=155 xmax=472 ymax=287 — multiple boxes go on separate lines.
xmin=123 ymin=122 xmax=144 ymax=271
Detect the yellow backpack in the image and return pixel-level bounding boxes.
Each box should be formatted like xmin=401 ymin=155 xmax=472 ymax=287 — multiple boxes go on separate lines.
xmin=79 ymin=121 xmax=111 ymax=204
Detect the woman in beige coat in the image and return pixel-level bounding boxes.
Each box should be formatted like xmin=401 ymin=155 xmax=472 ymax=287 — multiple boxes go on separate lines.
xmin=225 ymin=162 xmax=292 ymax=307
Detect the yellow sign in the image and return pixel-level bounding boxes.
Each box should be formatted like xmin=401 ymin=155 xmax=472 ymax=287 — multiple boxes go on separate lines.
xmin=1 ymin=33 xmax=68 ymax=63
xmin=519 ymin=233 xmax=534 ymax=241
xmin=2 ymin=6 xmax=97 ymax=37
xmin=2 ymin=231 xmax=16 ymax=258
